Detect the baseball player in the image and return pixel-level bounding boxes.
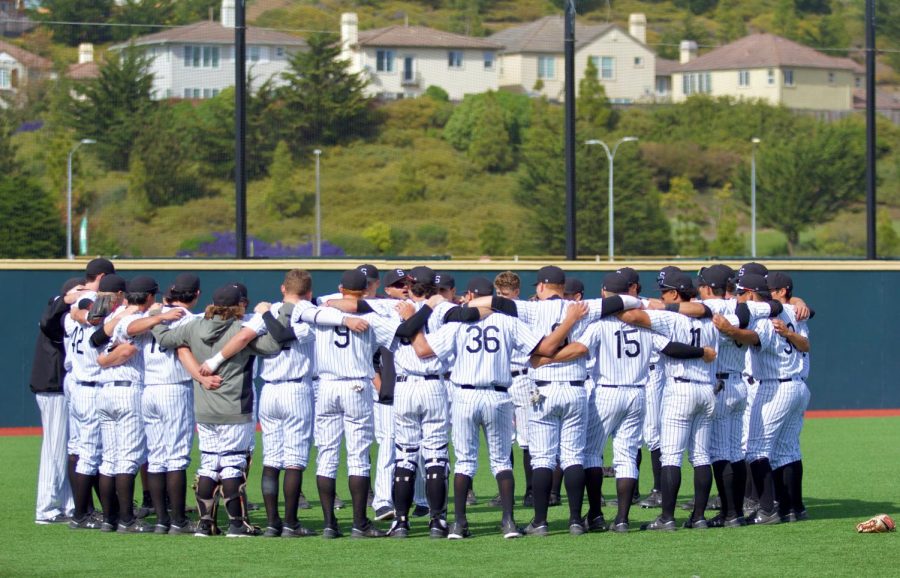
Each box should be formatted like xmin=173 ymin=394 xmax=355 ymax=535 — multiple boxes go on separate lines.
xmin=536 ymin=272 xmax=714 ymax=532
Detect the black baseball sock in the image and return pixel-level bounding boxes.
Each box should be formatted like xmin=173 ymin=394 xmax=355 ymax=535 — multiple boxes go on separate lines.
xmin=660 ymin=465 xmax=681 ymax=521
xmin=551 ymin=464 xmax=563 ymax=499
xmin=283 ymin=468 xmax=303 ymax=527
xmin=67 ymin=455 xmax=79 ymax=513
xmin=691 ymin=465 xmax=713 ymax=522
xmin=634 ymin=451 xmax=643 ymax=498
xmin=140 ymin=464 xmax=151 ymax=508
xmin=651 ymin=449 xmax=662 ymax=491
xmin=749 ymin=458 xmax=775 ymax=513
xmin=222 ymin=478 xmax=244 ymax=523
xmin=261 ymin=466 xmax=281 ymax=527
xmin=348 ymin=475 xmax=370 ymax=528
xmin=71 ymin=470 xmax=93 ymax=520
xmin=731 ymin=460 xmax=747 ymax=518
xmin=712 ymin=460 xmax=730 ymax=517
xmin=783 ymin=460 xmax=805 ymax=513
xmin=584 ymin=467 xmax=604 ymax=520
xmin=563 ymin=465 xmax=585 ymax=524
xmin=316 ymin=475 xmax=337 ymax=528
xmin=393 ymin=467 xmax=416 ymax=522
xmin=195 ymin=476 xmax=217 ymax=523
xmin=531 ymin=467 xmax=552 ymax=525
xmin=425 ymin=465 xmax=447 ymax=519
xmin=745 ymin=460 xmax=758 ymax=501
xmin=453 ymin=474 xmax=472 ymax=525
xmin=523 ymin=448 xmax=533 ymax=495
xmin=115 ymin=473 xmax=137 ymax=524
xmin=615 ymin=478 xmax=637 ymax=524
xmin=147 ymin=472 xmax=169 ymax=525
xmin=496 ymin=470 xmax=515 ymax=525
xmin=98 ymin=474 xmax=118 ymax=524
xmin=773 ymin=466 xmax=790 ymax=516
xmin=166 ymin=470 xmax=188 ymax=524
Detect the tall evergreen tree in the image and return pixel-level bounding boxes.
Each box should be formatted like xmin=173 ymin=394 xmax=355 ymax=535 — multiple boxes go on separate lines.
xmin=577 ymin=58 xmax=613 ymax=131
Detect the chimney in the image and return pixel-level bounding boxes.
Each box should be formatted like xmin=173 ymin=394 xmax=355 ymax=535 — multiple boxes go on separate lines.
xmin=680 ymin=40 xmax=698 ymax=64
xmin=628 ymin=13 xmax=646 ymax=44
xmin=221 ymin=0 xmax=235 ymax=28
xmin=78 ymin=43 xmax=94 ymax=64
xmin=341 ymin=13 xmax=359 ymax=49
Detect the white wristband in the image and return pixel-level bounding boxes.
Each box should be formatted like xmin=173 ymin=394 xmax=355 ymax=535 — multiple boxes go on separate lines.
xmin=206 ymin=352 xmax=225 ymax=373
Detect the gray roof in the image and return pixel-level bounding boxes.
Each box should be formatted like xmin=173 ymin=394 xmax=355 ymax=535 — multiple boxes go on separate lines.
xmin=358 ymin=25 xmax=502 ymax=50
xmin=488 ymin=16 xmax=617 ymax=54
xmin=676 ymin=33 xmax=862 ymax=73
xmin=655 ymin=57 xmax=680 ymax=76
xmin=110 ymin=21 xmax=307 ymax=50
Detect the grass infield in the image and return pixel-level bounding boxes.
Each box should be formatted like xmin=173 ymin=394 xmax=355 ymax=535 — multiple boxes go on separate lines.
xmin=5 ymin=417 xmax=899 ymax=576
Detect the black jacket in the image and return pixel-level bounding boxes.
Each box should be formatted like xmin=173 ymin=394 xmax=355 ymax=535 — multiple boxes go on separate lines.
xmin=29 ymin=295 xmax=69 ymax=394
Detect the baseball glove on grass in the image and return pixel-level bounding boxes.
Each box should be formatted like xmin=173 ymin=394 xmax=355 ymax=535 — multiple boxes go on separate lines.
xmin=856 ymin=514 xmax=896 ymax=533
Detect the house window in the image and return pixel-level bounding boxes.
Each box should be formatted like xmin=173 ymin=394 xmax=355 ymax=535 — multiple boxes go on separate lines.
xmin=768 ymin=68 xmax=775 ymax=85
xmin=202 ymin=46 xmax=219 ymax=67
xmin=697 ymin=72 xmax=712 ymax=94
xmin=276 ymin=47 xmax=285 ymax=57
xmin=376 ymin=49 xmax=394 ymax=72
xmin=590 ymin=56 xmax=614 ymax=79
xmin=0 ymin=68 xmax=9 ymax=90
xmin=828 ymin=71 xmax=835 ymax=84
xmin=656 ymin=76 xmax=669 ymax=95
xmin=448 ymin=50 xmax=463 ymax=69
xmin=738 ymin=70 xmax=750 ymax=87
xmin=248 ymin=46 xmax=261 ymax=62
xmin=203 ymin=88 xmax=212 ymax=98
xmin=784 ymin=69 xmax=795 ymax=86
xmin=682 ymin=74 xmax=690 ymax=95
xmin=484 ymin=51 xmax=494 ymax=70
xmin=537 ymin=55 xmax=555 ymax=79
xmin=184 ymin=46 xmax=219 ymax=68
xmin=855 ymin=76 xmax=862 ymax=88
xmin=634 ymin=56 xmax=643 ymax=68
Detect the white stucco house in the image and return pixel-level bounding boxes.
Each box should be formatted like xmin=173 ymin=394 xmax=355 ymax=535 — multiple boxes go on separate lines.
xmin=0 ymin=38 xmax=53 ymax=107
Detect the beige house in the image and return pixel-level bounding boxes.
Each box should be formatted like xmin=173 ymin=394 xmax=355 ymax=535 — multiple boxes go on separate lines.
xmin=0 ymin=39 xmax=53 ymax=107
xmin=339 ymin=13 xmax=501 ymax=101
xmin=668 ymin=33 xmax=863 ymax=111
xmin=488 ymin=14 xmax=656 ymax=103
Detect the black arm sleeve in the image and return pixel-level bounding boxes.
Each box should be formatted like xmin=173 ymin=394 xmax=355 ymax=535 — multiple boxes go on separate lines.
xmin=395 ymin=305 xmax=433 ymax=339
xmin=660 ymin=342 xmax=706 ymax=359
xmin=698 ymin=304 xmax=712 ymax=319
xmin=765 ymin=300 xmax=784 ymax=317
xmin=734 ymin=303 xmax=752 ymax=329
xmin=262 ymin=311 xmax=296 ymax=344
xmin=443 ymin=305 xmax=480 ymax=323
xmin=39 ymin=297 xmax=69 ymax=342
xmin=356 ymin=300 xmax=374 ymax=314
xmin=89 ymin=327 xmax=111 ymax=348
xmin=596 ymin=295 xmax=625 ymax=316
xmin=490 ymin=296 xmax=518 ymax=317
xmin=808 ymin=308 xmax=815 ymax=319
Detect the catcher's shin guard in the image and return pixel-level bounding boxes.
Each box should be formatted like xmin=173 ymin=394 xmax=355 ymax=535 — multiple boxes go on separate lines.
xmin=194 ymin=475 xmax=222 ymax=535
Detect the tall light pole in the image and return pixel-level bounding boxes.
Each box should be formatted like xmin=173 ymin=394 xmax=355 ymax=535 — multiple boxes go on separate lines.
xmin=585 ymin=137 xmax=638 ymax=261
xmin=314 ymin=149 xmax=322 ymax=258
xmin=67 ymin=138 xmax=96 ymax=260
xmin=751 ymin=137 xmax=760 ymax=258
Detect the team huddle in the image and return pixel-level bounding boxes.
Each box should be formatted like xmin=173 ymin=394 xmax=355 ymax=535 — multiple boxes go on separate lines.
xmin=31 ymin=258 xmax=812 ymax=538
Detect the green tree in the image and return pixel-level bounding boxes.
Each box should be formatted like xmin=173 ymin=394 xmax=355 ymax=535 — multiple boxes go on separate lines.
xmin=716 ymin=0 xmax=747 ymax=43
xmin=813 ymin=0 xmax=850 ymax=57
xmin=773 ymin=0 xmax=799 ymax=40
xmin=278 ymin=32 xmax=377 ymax=149
xmin=444 ymin=91 xmax=530 ymax=163
xmin=709 ymin=183 xmax=745 ymax=256
xmin=0 ymin=112 xmax=19 ymax=175
xmin=67 ymin=46 xmax=156 ymax=171
xmin=663 ymin=176 xmax=708 ymax=256
xmin=577 ymin=58 xmax=613 ymax=130
xmin=658 ymin=12 xmax=712 ymax=60
xmin=735 ymin=120 xmax=867 ymax=254
xmin=111 ymin=0 xmax=176 ymax=41
xmin=876 ymin=1 xmax=900 ymax=71
xmin=877 ymin=210 xmax=900 ymax=258
xmin=265 ymin=140 xmax=304 ymax=217
xmin=126 ymin=154 xmax=154 ymax=223
xmin=479 ymin=221 xmax=507 ymax=256
xmin=468 ymin=93 xmax=514 ymax=172
xmin=0 ymin=176 xmax=65 ymax=258
xmin=37 ymin=0 xmax=114 ymax=45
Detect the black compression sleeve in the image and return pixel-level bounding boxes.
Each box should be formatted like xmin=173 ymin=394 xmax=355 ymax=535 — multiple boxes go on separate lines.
xmin=262 ymin=311 xmax=296 ymax=344
xmin=765 ymin=300 xmax=783 ymax=317
xmin=443 ymin=305 xmax=479 ymax=323
xmin=491 ymin=296 xmax=518 ymax=317
xmin=660 ymin=342 xmax=705 ymax=359
xmin=808 ymin=308 xmax=815 ymax=319
xmin=699 ymin=304 xmax=713 ymax=318
xmin=734 ymin=303 xmax=751 ymax=329
xmin=599 ymin=295 xmax=625 ymax=316
xmin=356 ymin=300 xmax=374 ymax=314
xmin=89 ymin=327 xmax=111 ymax=348
xmin=395 ymin=305 xmax=432 ymax=339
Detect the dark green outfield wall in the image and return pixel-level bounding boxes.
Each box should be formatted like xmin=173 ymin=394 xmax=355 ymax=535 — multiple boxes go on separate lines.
xmin=4 ymin=262 xmax=897 ymax=427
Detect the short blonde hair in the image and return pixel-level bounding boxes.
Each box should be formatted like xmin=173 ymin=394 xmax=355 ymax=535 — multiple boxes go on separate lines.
xmin=494 ymin=271 xmax=520 ymax=292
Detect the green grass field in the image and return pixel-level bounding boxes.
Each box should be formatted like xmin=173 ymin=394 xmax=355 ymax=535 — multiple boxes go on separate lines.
xmin=5 ymin=417 xmax=899 ymax=576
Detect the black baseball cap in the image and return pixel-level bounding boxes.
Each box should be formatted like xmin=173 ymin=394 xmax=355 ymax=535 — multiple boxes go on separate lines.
xmin=697 ymin=264 xmax=734 ymax=289
xmin=356 ymin=264 xmax=380 ymax=281
xmin=98 ymin=274 xmax=127 ymax=293
xmin=435 ymin=272 xmax=455 ymax=290
xmin=61 ymin=277 xmax=85 ymax=295
xmin=767 ymin=272 xmax=793 ymax=292
xmin=213 ymin=285 xmax=242 ymax=307
xmin=534 ymin=265 xmax=565 ymax=285
xmin=383 ymin=268 xmax=407 ymax=287
xmin=466 ymin=276 xmax=494 ymax=296
xmin=656 ymin=266 xmax=682 ymax=289
xmin=170 ymin=273 xmax=200 ymax=293
xmin=736 ymin=273 xmax=768 ymax=294
xmin=408 ymin=266 xmax=436 ymax=285
xmin=564 ymin=277 xmax=585 ymax=296
xmin=127 ymin=275 xmax=159 ymax=294
xmin=231 ymin=282 xmax=249 ymax=302
xmin=602 ymin=272 xmax=631 ymax=294
xmin=615 ymin=267 xmax=641 ymax=287
xmin=661 ymin=271 xmax=695 ymax=293
xmin=85 ymin=258 xmax=115 ymax=277
xmin=341 ymin=269 xmax=368 ymax=291
xmin=738 ymin=262 xmax=768 ymax=278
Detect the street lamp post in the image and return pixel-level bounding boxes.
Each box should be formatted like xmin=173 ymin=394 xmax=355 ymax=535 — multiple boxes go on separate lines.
xmin=585 ymin=137 xmax=638 ymax=261
xmin=67 ymin=138 xmax=96 ymax=260
xmin=314 ymin=149 xmax=322 ymax=258
xmin=751 ymin=137 xmax=761 ymax=258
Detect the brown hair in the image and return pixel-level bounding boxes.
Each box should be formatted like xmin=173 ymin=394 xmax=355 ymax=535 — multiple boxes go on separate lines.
xmin=204 ymin=304 xmax=246 ymax=320
xmin=283 ymin=269 xmax=312 ymax=296
xmin=340 ymin=288 xmax=366 ymax=299
xmin=494 ymin=271 xmax=520 ymax=292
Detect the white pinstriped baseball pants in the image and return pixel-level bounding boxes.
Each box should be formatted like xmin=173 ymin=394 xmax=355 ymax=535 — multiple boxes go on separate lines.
xmin=97 ymin=382 xmax=146 ymax=476
xmin=508 ymin=374 xmax=531 ymax=448
xmin=197 ymin=422 xmax=255 ymax=481
xmin=35 ymin=392 xmax=73 ymax=520
xmin=314 ymin=379 xmax=375 ymax=479
xmin=70 ymin=382 xmax=102 ymax=476
xmin=642 ymin=366 xmax=665 ymax=451
xmin=746 ymin=378 xmax=810 ymax=468
xmin=659 ymin=380 xmax=715 ymax=468
xmin=451 ymin=387 xmax=514 ymax=478
xmin=709 ymin=375 xmax=747 ymax=463
xmin=259 ymin=379 xmax=315 ymax=470
xmin=142 ymin=382 xmax=194 ymax=473
xmin=528 ymin=381 xmax=588 ymax=471
xmin=584 ymin=385 xmax=646 ymax=479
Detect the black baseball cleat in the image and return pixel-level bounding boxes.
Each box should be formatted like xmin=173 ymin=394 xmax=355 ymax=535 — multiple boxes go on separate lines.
xmin=281 ymin=522 xmax=316 ymax=538
xmin=297 ymin=492 xmax=311 ymax=510
xmin=35 ymin=513 xmax=69 ymax=525
xmin=608 ymin=521 xmax=629 ymax=533
xmin=742 ymin=498 xmax=759 ymax=518
xmin=501 ymin=520 xmax=523 ymax=539
xmin=68 ymin=515 xmax=101 ymax=530
xmin=548 ymin=493 xmax=562 ymax=507
xmin=334 ymin=495 xmax=345 ymax=510
xmin=522 ymin=490 xmax=534 ymax=507
xmin=193 ymin=520 xmax=214 ymax=537
xmin=351 ymin=520 xmax=387 ymax=539
xmin=134 ymin=503 xmax=152 ymax=519
xmin=488 ymin=493 xmax=502 ymax=507
xmin=750 ymin=509 xmax=781 ymax=525
xmin=387 ymin=520 xmax=410 ymax=539
xmin=795 ymin=509 xmax=809 ymax=521
xmin=710 ymin=495 xmax=722 ymax=510
xmin=117 ymin=519 xmax=153 ymax=534
xmin=374 ymin=506 xmax=395 ymax=521
xmin=447 ymin=522 xmax=471 ymax=539
xmin=682 ymin=517 xmax=709 ymax=530
xmin=466 ymin=489 xmax=477 ymax=506
xmin=367 ymin=488 xmax=375 ymax=507
xmin=168 ymin=519 xmax=197 ymax=535
xmin=640 ymin=516 xmax=677 ymax=531
xmin=429 ymin=517 xmax=449 ymax=539
xmin=100 ymin=521 xmax=118 ymax=533
xmin=640 ymin=489 xmax=663 ymax=508
xmin=226 ymin=521 xmax=260 ymax=538
xmin=154 ymin=523 xmax=171 ymax=535
xmin=321 ymin=525 xmax=343 ymax=539
xmin=412 ymin=504 xmax=430 ymax=518
xmin=262 ymin=524 xmax=283 ymax=538
xmin=680 ymin=500 xmax=694 ymax=511
xmin=524 ymin=521 xmax=549 ymax=537
xmin=583 ymin=514 xmax=608 ymax=532
xmin=569 ymin=521 xmax=587 ymax=536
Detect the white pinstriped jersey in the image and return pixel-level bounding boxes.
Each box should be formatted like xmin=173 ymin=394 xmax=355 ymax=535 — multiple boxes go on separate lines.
xmin=747 ymin=307 xmax=806 ymax=380
xmin=64 ymin=314 xmax=102 ymax=382
xmin=392 ymin=300 xmax=456 ymax=376
xmin=98 ymin=313 xmax=144 ymax=383
xmin=426 ymin=315 xmax=543 ymax=387
xmin=579 ymin=318 xmax=671 ymax=386
xmin=646 ymin=310 xmax=717 ymax=383
xmin=306 ymin=309 xmax=399 ymax=380
xmin=703 ymin=299 xmax=772 ymax=374
xmin=136 ymin=307 xmax=198 ymax=385
xmin=783 ymin=304 xmax=811 ymax=380
xmin=514 ymin=298 xmax=592 ymax=381
xmin=244 ymin=301 xmax=316 ymax=382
